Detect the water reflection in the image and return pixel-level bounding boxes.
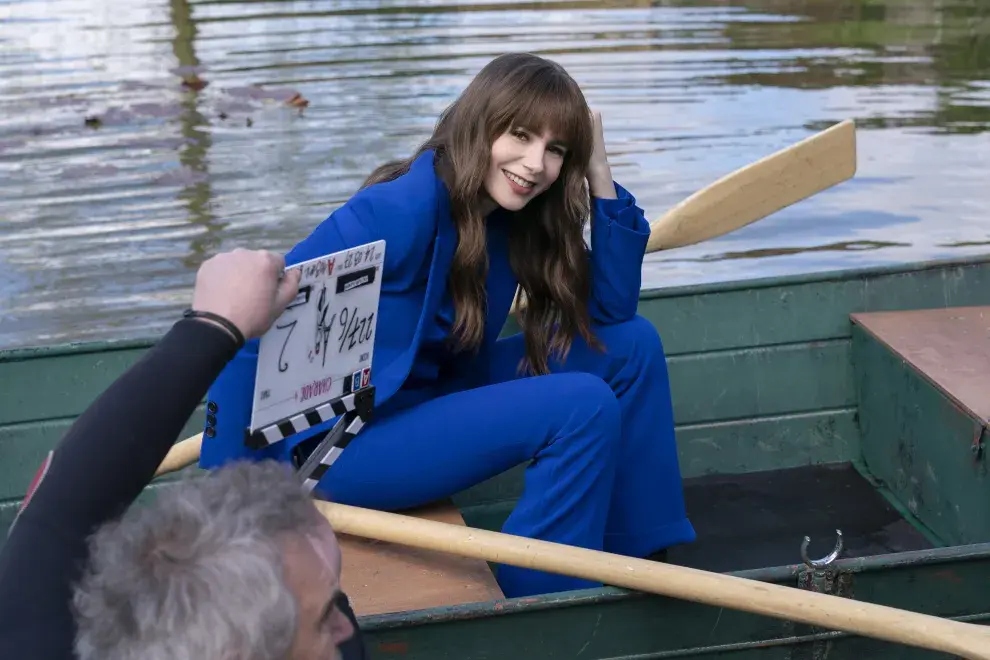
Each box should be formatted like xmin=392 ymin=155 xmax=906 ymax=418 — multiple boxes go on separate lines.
xmin=1 ymin=0 xmax=990 ymax=348
xmin=167 ymin=0 xmax=222 ymax=269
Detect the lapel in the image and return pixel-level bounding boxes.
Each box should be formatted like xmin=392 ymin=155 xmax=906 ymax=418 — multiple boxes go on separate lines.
xmin=373 ymin=151 xmax=457 ymax=404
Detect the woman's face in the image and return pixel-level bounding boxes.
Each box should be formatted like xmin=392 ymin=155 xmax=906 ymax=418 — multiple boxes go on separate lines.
xmin=483 ymin=126 xmax=568 ymax=212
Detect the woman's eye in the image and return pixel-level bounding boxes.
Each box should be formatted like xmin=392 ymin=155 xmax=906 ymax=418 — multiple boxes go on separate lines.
xmin=512 ymin=129 xmax=528 ymax=141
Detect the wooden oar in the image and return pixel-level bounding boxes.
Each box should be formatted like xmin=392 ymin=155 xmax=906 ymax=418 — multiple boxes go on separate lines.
xmin=154 ymin=433 xmax=202 ymax=477
xmin=645 ymin=118 xmax=856 ymax=252
xmin=151 ymin=439 xmax=990 ymax=657
xmin=316 ymin=500 xmax=990 ymax=659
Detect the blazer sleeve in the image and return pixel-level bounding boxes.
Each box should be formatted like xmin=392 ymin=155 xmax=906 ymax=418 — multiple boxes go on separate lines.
xmin=200 ymin=181 xmax=438 ymax=469
xmin=587 ymin=181 xmax=650 ymax=324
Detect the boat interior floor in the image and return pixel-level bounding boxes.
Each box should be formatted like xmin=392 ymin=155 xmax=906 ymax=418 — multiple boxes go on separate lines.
xmin=664 ymin=462 xmax=935 ymax=574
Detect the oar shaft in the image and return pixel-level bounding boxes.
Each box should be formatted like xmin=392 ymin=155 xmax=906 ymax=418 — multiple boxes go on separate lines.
xmin=316 ymin=501 xmax=990 ymax=659
xmin=155 ymin=435 xmax=990 ymax=656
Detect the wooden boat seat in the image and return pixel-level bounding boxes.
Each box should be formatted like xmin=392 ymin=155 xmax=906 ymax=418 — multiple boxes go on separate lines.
xmin=336 ymin=499 xmax=505 ymax=616
xmin=851 ymin=305 xmax=990 ymax=423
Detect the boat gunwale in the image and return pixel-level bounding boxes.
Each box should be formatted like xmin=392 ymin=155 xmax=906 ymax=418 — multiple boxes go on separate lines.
xmin=5 ymin=252 xmax=990 ymax=362
xmin=639 ymin=251 xmax=990 ymax=300
xmin=356 ymin=540 xmax=990 ymax=629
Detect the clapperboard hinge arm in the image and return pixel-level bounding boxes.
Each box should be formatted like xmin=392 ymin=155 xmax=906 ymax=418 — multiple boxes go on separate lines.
xmin=295 ymin=385 xmax=376 ymax=492
xmin=241 ymin=385 xmax=377 ymax=492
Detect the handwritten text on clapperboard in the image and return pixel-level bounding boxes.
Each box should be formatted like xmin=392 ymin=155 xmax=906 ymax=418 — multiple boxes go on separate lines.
xmin=249 ymin=240 xmax=385 ymax=432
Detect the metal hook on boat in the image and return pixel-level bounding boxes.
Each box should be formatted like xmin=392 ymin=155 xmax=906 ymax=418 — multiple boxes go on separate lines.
xmin=801 ymin=529 xmax=843 ymax=569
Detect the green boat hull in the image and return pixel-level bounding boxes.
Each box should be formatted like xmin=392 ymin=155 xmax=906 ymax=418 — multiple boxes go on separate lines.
xmin=3 ymin=254 xmax=990 ymax=658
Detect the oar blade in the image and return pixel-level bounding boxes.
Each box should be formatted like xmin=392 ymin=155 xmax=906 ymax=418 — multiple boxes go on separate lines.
xmin=646 ymin=119 xmax=857 ymax=253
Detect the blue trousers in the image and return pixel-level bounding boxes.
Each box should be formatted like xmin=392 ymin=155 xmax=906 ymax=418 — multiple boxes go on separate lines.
xmin=315 ymin=315 xmax=696 ymax=598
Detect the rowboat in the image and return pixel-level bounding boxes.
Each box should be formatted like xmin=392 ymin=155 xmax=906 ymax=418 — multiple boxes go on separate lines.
xmin=3 ymin=252 xmax=990 ymax=658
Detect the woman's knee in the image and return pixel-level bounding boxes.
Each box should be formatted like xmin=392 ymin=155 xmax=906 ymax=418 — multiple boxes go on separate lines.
xmin=596 ymin=315 xmax=665 ymax=364
xmin=551 ymin=372 xmax=621 ymax=436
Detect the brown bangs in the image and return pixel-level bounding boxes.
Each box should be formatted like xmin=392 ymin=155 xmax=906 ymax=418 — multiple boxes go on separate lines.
xmin=486 ymin=61 xmax=593 ymax=167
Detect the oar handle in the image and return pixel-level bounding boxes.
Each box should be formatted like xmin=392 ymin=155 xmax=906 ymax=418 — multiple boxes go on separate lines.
xmin=154 ymin=433 xmax=203 ymax=477
xmin=316 ymin=501 xmax=990 ymax=659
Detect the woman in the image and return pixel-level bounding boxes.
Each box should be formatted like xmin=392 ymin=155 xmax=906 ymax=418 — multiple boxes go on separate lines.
xmin=202 ymin=53 xmax=696 ymax=598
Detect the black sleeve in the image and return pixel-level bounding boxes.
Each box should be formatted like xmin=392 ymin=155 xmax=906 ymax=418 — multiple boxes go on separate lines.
xmin=0 ymin=318 xmax=239 ymax=659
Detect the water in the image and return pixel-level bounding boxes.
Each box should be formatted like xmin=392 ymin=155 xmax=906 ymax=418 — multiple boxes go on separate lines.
xmin=2 ymin=0 xmax=990 ymax=349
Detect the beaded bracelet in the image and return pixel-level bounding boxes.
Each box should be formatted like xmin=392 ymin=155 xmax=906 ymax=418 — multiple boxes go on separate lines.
xmin=182 ymin=309 xmax=246 ymax=348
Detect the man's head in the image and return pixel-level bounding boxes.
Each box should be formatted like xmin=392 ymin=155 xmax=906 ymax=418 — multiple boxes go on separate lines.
xmin=72 ymin=460 xmax=356 ymax=660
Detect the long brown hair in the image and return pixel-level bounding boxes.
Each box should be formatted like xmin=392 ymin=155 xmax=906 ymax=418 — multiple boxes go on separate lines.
xmin=362 ymin=53 xmax=601 ymax=375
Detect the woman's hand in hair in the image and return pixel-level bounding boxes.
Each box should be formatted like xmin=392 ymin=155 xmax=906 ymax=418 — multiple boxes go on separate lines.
xmin=191 ymin=248 xmax=302 ymax=341
xmin=587 ymin=110 xmax=617 ymax=200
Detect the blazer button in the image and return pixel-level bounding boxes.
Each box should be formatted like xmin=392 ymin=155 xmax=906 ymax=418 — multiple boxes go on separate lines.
xmin=206 ymin=414 xmax=217 ymax=426
xmin=204 ymin=426 xmax=216 ymax=438
xmin=207 ymin=401 xmax=218 ymax=414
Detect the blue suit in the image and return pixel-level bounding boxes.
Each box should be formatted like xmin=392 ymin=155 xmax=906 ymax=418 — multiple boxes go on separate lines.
xmin=202 ymin=151 xmax=696 ymax=598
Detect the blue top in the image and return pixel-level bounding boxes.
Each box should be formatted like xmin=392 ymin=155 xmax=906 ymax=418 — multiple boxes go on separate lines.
xmin=199 ymin=150 xmax=652 ymax=468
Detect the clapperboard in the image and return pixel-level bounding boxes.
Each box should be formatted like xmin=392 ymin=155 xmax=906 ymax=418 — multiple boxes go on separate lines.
xmin=248 ymin=240 xmax=385 ymax=491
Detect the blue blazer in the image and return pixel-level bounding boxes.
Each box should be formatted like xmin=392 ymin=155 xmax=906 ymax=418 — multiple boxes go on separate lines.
xmin=200 ymin=150 xmax=651 ymax=468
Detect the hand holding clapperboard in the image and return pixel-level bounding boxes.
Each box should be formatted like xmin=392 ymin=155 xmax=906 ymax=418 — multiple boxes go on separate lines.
xmin=249 ymin=239 xmax=386 ymax=488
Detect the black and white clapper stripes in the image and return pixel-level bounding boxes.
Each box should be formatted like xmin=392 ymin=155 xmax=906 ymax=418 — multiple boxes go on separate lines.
xmin=244 ymin=390 xmax=367 ymax=450
xmin=243 ymin=385 xmax=375 ymax=492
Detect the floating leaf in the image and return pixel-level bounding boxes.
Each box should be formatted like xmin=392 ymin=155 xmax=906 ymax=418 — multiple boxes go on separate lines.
xmin=181 ymin=75 xmax=209 ymax=92
xmin=285 ymin=92 xmax=309 ymax=108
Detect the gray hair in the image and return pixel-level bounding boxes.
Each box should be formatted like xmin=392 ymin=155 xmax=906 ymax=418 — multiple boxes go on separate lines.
xmin=72 ymin=459 xmax=327 ymax=660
